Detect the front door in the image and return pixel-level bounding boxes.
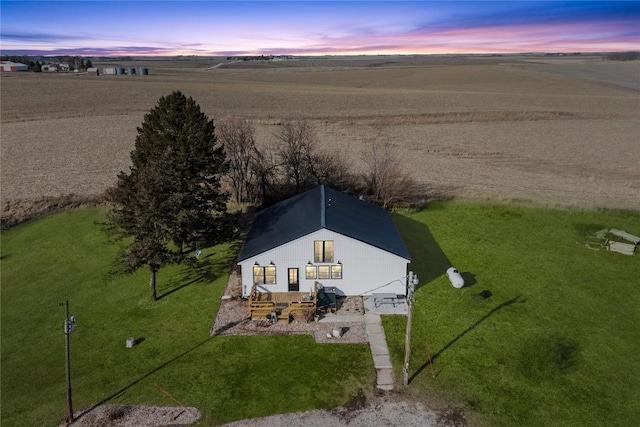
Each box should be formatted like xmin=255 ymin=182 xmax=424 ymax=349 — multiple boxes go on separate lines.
xmin=288 ymin=268 xmax=299 ymax=292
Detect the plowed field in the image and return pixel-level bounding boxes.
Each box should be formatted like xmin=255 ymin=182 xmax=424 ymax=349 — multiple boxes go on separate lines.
xmin=2 ymin=56 xmax=638 ymax=209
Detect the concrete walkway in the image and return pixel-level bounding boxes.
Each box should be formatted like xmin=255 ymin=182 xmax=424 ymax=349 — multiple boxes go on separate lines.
xmin=365 ymin=313 xmax=395 ymax=390
xmin=317 ymin=313 xmax=364 ymax=323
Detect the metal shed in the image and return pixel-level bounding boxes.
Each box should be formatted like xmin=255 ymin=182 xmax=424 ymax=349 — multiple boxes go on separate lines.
xmin=1 ymin=61 xmax=29 ymax=72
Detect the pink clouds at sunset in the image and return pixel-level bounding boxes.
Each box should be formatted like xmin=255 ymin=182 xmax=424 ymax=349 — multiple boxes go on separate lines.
xmin=1 ymin=1 xmax=638 ymax=56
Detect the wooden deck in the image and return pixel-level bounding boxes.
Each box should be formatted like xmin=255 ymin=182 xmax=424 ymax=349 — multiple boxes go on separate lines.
xmin=247 ymin=283 xmax=318 ymax=324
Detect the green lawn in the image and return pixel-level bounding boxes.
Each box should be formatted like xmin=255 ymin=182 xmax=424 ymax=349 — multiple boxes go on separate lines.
xmin=385 ymin=203 xmax=640 ymax=426
xmin=0 ymin=209 xmax=374 ymax=426
xmin=3 ymin=204 xmax=639 ymax=426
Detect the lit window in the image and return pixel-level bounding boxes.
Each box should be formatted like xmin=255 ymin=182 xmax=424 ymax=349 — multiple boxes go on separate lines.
xmin=314 ymin=241 xmax=334 ymax=263
xmin=264 ymin=266 xmax=276 ymax=284
xmin=305 ymin=265 xmax=317 ymax=279
xmin=331 ymin=264 xmax=342 ymax=279
xmin=318 ymin=265 xmax=330 ymax=279
xmin=253 ymin=265 xmax=276 ymax=284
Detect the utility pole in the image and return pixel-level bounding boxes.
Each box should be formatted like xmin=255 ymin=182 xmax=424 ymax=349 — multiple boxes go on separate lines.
xmin=60 ymin=301 xmax=76 ymax=424
xmin=403 ymin=271 xmax=418 ymax=386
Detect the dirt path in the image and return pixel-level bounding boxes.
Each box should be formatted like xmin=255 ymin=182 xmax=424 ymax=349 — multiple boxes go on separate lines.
xmin=218 ymin=396 xmax=448 ymax=427
xmin=66 ymin=397 xmax=462 ymax=427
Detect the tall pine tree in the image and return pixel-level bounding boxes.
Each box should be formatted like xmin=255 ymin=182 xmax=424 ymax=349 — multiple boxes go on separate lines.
xmin=109 ymin=91 xmax=229 ymax=299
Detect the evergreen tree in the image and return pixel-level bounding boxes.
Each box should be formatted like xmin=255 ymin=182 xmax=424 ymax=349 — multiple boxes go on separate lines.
xmin=32 ymin=60 xmax=42 ymax=72
xmin=109 ymin=91 xmax=230 ymax=299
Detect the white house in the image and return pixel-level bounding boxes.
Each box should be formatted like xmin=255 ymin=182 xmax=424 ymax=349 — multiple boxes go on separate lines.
xmin=237 ymin=185 xmax=411 ymax=298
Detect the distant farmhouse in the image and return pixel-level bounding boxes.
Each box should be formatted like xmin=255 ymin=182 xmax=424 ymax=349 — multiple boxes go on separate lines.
xmin=0 ymin=61 xmax=28 ymax=72
xmin=41 ymin=63 xmax=75 ymax=73
xmin=42 ymin=63 xmax=72 ymax=72
xmin=226 ymin=55 xmax=294 ymax=61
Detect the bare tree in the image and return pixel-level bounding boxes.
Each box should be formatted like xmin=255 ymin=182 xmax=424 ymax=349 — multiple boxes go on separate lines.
xmin=249 ymin=142 xmax=281 ymax=205
xmin=310 ymin=150 xmax=357 ymax=191
xmin=217 ymin=118 xmax=257 ymax=205
xmin=275 ymin=120 xmax=317 ymax=193
xmin=273 ymin=119 xmax=358 ymax=194
xmin=361 ymin=140 xmax=416 ymax=209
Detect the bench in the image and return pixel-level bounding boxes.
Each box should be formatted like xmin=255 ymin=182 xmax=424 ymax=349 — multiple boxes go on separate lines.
xmin=373 ymin=293 xmax=401 ymax=308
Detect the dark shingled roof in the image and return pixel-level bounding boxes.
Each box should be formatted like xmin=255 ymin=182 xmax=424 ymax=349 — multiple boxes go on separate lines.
xmin=237 ymin=185 xmax=410 ymax=261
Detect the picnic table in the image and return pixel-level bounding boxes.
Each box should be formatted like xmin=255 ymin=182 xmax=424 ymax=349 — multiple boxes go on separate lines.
xmin=373 ymin=293 xmax=400 ymax=308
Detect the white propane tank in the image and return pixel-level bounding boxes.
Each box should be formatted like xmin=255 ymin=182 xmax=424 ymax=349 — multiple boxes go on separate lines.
xmin=446 ymin=267 xmax=465 ymax=289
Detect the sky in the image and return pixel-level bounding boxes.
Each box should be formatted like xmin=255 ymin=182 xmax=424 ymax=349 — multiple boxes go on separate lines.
xmin=1 ymin=1 xmax=639 ymax=56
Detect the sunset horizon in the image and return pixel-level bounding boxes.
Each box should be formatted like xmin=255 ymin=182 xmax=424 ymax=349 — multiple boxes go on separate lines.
xmin=1 ymin=1 xmax=638 ymax=58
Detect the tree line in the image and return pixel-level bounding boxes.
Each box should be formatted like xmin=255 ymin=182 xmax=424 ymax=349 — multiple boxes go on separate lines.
xmin=108 ymin=91 xmax=421 ymax=299
xmin=603 ymin=52 xmax=640 ymax=61
xmin=218 ymin=117 xmax=419 ymax=209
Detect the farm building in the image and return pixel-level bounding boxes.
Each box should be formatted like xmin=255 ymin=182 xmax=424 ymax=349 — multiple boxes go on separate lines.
xmin=87 ymin=67 xmax=99 ymax=76
xmin=41 ymin=64 xmax=58 ymax=72
xmin=1 ymin=61 xmax=28 ymax=72
xmin=237 ymin=185 xmax=411 ymax=301
xmin=101 ymin=66 xmax=148 ymax=75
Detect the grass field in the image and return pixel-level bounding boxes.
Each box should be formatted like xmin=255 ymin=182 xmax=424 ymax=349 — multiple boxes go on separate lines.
xmin=386 ymin=202 xmax=640 ymax=426
xmin=2 ymin=203 xmax=639 ymax=425
xmin=0 ymin=209 xmax=374 ymax=427
xmin=2 ymin=56 xmax=639 ymax=210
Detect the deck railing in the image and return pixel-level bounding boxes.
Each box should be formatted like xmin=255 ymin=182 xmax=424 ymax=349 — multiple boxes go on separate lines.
xmin=247 ymin=282 xmax=318 ymax=323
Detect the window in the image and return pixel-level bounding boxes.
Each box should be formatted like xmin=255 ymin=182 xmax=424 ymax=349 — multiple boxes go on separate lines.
xmin=305 ymin=264 xmax=317 ymax=279
xmin=314 ymin=240 xmax=334 ymax=263
xmin=308 ymin=264 xmax=341 ymax=280
xmin=253 ymin=265 xmax=276 ymax=284
xmin=331 ymin=264 xmax=342 ymax=279
xmin=318 ymin=265 xmax=330 ymax=279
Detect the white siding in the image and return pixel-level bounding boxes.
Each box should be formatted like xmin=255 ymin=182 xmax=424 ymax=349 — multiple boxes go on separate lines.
xmin=1 ymin=62 xmax=28 ymax=71
xmin=239 ymin=229 xmax=409 ymax=297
